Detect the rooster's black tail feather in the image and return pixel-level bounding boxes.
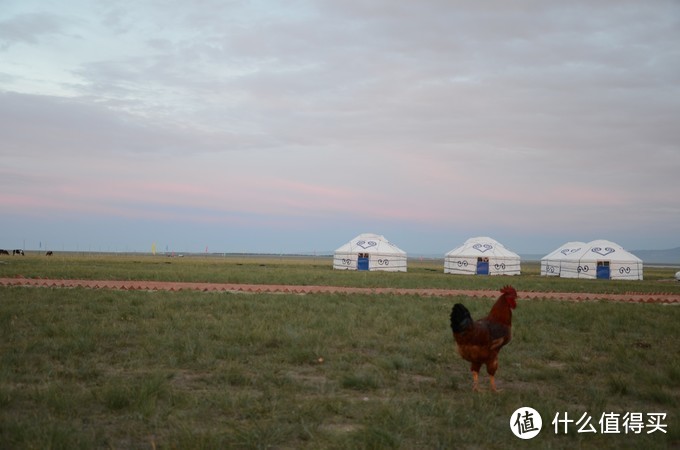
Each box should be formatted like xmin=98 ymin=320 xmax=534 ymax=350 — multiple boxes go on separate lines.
xmin=450 ymin=303 xmax=472 ymax=333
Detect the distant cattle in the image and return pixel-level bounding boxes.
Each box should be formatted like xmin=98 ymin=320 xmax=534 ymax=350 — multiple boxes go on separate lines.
xmin=46 ymin=251 xmax=53 ymax=256
xmin=0 ymin=249 xmax=9 ymax=255
xmin=13 ymin=249 xmax=24 ymax=256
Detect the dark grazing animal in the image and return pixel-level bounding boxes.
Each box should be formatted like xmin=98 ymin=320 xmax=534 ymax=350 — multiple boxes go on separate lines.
xmin=13 ymin=249 xmax=24 ymax=256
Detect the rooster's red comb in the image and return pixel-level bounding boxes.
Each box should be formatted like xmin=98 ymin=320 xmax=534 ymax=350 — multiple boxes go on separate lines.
xmin=500 ymin=285 xmax=517 ymax=295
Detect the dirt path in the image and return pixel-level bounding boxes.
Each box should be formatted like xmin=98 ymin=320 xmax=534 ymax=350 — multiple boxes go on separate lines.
xmin=1 ymin=277 xmax=679 ymax=303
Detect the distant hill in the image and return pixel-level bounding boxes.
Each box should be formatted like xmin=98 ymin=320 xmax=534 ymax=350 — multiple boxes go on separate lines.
xmin=630 ymin=247 xmax=680 ymax=265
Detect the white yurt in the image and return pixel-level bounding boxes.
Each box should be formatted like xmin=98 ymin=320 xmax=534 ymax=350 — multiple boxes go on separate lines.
xmin=540 ymin=242 xmax=587 ymax=277
xmin=558 ymin=240 xmax=643 ymax=280
xmin=333 ymin=233 xmax=407 ymax=272
xmin=444 ymin=236 xmax=521 ymax=276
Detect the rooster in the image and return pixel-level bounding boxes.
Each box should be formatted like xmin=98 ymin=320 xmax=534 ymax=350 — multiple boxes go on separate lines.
xmin=450 ymin=285 xmax=517 ymax=392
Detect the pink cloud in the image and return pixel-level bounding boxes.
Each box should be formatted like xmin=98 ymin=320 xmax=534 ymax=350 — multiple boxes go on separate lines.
xmin=12 ymin=161 xmax=634 ymax=230
xmin=2 ymin=174 xmax=418 ymax=225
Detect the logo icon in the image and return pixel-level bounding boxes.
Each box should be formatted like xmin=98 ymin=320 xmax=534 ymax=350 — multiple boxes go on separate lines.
xmin=356 ymin=240 xmax=377 ymax=250
xmin=510 ymin=407 xmax=542 ymax=439
xmin=472 ymin=243 xmax=493 ymax=253
xmin=591 ymin=246 xmax=615 ymax=256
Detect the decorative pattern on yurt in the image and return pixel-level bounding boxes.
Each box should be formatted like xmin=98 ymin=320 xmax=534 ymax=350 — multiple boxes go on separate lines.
xmin=333 ymin=233 xmax=407 ymax=272
xmin=444 ymin=236 xmax=521 ymax=276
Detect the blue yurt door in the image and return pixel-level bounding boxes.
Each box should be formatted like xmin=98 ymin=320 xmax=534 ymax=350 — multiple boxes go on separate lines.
xmin=357 ymin=253 xmax=369 ymax=271
xmin=596 ymin=261 xmax=610 ymax=279
xmin=476 ymin=258 xmax=489 ymax=275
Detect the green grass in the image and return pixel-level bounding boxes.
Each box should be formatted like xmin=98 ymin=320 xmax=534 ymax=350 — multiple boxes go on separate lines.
xmin=1 ymin=285 xmax=678 ymax=449
xmin=1 ymin=252 xmax=679 ymax=294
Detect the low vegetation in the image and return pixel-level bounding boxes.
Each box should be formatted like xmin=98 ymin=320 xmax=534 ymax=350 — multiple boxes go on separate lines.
xmin=0 ymin=254 xmax=678 ymax=448
xmin=0 ymin=252 xmax=678 ymax=293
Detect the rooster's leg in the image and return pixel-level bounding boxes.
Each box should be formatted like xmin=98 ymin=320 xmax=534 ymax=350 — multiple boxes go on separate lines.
xmin=472 ymin=371 xmax=479 ymax=391
xmin=490 ymin=375 xmax=497 ymax=392
xmin=487 ymin=358 xmax=499 ymax=392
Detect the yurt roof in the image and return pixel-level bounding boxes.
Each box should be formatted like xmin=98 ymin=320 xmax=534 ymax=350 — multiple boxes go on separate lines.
xmin=334 ymin=233 xmax=406 ymax=255
xmin=445 ymin=236 xmax=519 ymax=258
xmin=560 ymin=240 xmax=642 ymax=262
xmin=541 ymin=242 xmax=587 ymax=260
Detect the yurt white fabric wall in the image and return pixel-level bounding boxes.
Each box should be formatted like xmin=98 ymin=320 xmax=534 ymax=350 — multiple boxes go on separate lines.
xmin=444 ymin=237 xmax=521 ymax=276
xmin=333 ymin=233 xmax=407 ymax=272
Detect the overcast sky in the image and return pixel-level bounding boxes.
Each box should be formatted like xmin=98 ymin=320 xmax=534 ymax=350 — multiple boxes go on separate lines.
xmin=1 ymin=0 xmax=679 ymax=255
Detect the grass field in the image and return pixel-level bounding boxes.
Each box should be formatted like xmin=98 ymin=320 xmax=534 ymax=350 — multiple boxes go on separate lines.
xmin=1 ymin=254 xmax=679 ymax=449
xmin=1 ymin=252 xmax=679 ymax=293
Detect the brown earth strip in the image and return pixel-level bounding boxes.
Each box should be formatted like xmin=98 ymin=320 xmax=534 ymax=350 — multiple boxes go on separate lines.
xmin=1 ymin=277 xmax=679 ymax=303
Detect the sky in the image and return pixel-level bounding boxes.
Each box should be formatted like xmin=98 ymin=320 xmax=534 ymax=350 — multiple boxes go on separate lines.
xmin=1 ymin=0 xmax=679 ymax=255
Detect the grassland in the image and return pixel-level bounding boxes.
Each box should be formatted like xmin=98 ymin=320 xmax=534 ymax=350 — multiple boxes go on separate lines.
xmin=1 ymin=253 xmax=679 ymax=449
xmin=1 ymin=252 xmax=679 ymax=293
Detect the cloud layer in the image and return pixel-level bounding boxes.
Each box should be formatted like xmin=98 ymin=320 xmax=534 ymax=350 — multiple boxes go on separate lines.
xmin=1 ymin=0 xmax=679 ymax=253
